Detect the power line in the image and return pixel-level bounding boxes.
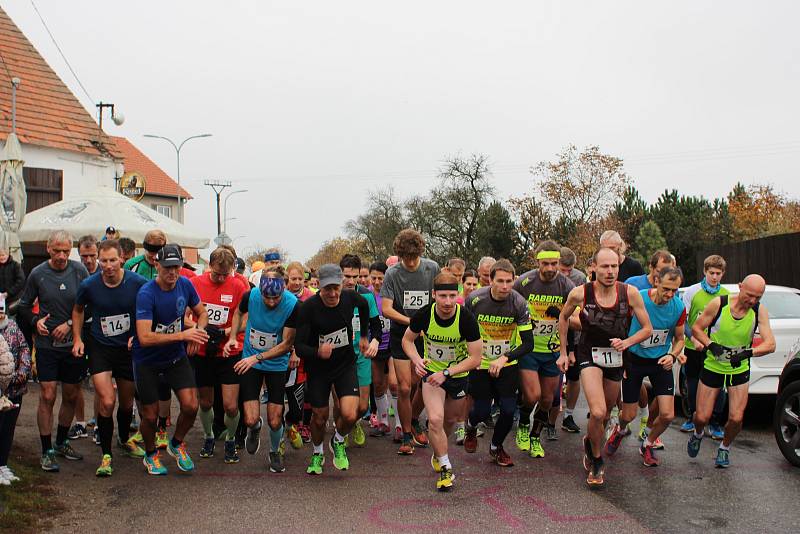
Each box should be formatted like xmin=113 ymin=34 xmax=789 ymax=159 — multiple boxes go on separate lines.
xmin=0 ymin=49 xmax=13 ymax=82
xmin=29 ymin=0 xmax=95 ymax=104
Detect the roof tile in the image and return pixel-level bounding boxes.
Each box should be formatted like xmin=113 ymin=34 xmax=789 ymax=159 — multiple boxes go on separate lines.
xmin=111 ymin=136 xmax=192 ymax=199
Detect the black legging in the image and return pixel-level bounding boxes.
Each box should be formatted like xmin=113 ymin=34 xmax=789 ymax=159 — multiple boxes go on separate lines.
xmin=0 ymin=395 xmax=22 ymax=466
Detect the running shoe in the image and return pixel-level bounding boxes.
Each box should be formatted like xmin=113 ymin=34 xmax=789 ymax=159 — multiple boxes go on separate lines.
xmin=269 ymin=451 xmax=285 ymax=473
xmin=40 ymin=450 xmax=60 ymax=472
xmin=235 ymin=426 xmax=246 ymax=451
xmin=68 ymin=423 xmax=88 ymax=440
xmin=130 ymin=431 xmax=144 ymax=444
xmin=454 ymin=426 xmax=466 ymax=445
xmin=352 ymin=420 xmax=366 ymax=447
xmin=652 ymin=436 xmax=665 ymax=450
xmin=167 ymin=441 xmax=195 ymax=471
xmin=582 ymin=436 xmax=593 ymax=472
xmin=329 ymin=437 xmax=349 ymax=470
xmin=638 ymin=417 xmax=648 ymax=441
xmin=143 ymin=451 xmax=167 ymax=475
xmin=680 ymin=420 xmax=695 ymax=433
xmin=0 ymin=475 xmax=9 ymax=486
xmin=0 ymin=466 xmax=19 ymax=482
xmin=393 ymin=427 xmax=403 ymax=444
xmin=604 ymin=425 xmax=625 ymax=456
xmin=491 ymin=446 xmax=514 ymax=467
xmin=587 ymin=458 xmax=605 ymax=487
xmin=200 ymin=437 xmax=216 ymax=458
xmin=687 ymin=433 xmax=702 ymax=458
xmin=640 ymin=442 xmax=660 ymax=467
xmin=246 ymin=419 xmax=262 ymax=455
xmin=708 ymin=424 xmax=725 ymax=441
xmin=307 ymin=453 xmax=324 ymax=475
xmin=54 ymin=440 xmax=83 ymax=461
xmin=369 ymin=414 xmax=379 ymax=428
xmin=529 ymin=436 xmax=545 ymax=458
xmin=561 ymin=415 xmax=581 ymax=433
xmin=464 ymin=425 xmax=478 ymax=453
xmin=412 ymin=421 xmax=428 ymax=447
xmin=545 ymin=424 xmax=558 ymax=441
xmin=515 ymin=424 xmax=530 ymax=451
xmin=95 ymin=454 xmax=113 ymax=477
xmin=299 ymin=423 xmax=312 ymax=443
xmin=715 ymin=447 xmax=730 ymax=468
xmin=436 ymin=467 xmax=454 ymax=491
xmin=476 ymin=422 xmax=486 ymax=438
xmin=224 ymin=439 xmax=240 ymax=464
xmin=370 ymin=423 xmax=391 ymax=437
xmin=87 ymin=417 xmax=97 ymax=428
xmin=156 ymin=430 xmax=169 ymax=449
xmin=397 ymin=439 xmax=414 ymax=455
xmin=430 ymin=454 xmax=442 ymax=473
xmin=118 ymin=437 xmax=145 ymax=458
xmin=287 ymin=423 xmax=303 ymax=450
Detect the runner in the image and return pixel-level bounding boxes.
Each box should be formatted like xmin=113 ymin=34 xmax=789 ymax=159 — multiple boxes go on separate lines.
xmin=133 ymin=244 xmax=209 ymax=475
xmin=226 ymin=266 xmax=299 ymax=473
xmin=403 ymin=272 xmax=482 ymax=490
xmin=557 ymin=247 xmax=652 ymax=487
xmin=284 ymin=261 xmax=315 ymax=448
xmin=599 ymin=230 xmax=645 ymax=282
xmin=687 ymin=274 xmax=775 ymax=467
xmin=359 ymin=266 xmax=371 ymax=288
xmin=463 ymin=260 xmax=533 ymax=466
xmin=446 ymin=258 xmax=466 ymax=291
xmin=558 ymin=247 xmax=588 ymax=287
xmin=557 ymin=248 xmax=584 ymax=435
xmin=453 ymin=268 xmax=479 ymax=445
xmin=681 ymin=255 xmax=730 ymax=438
xmin=118 ymin=237 xmax=136 ymax=264
xmin=340 ymin=254 xmax=382 ymax=447
xmin=513 ymin=241 xmax=575 ymax=459
xmin=624 ymin=250 xmax=674 ymax=290
xmin=72 ymin=240 xmax=148 ymax=476
xmin=294 ymin=264 xmax=380 ymax=475
xmin=366 ymin=262 xmax=397 ymax=438
xmin=477 ymin=257 xmax=495 ymax=287
xmin=18 ymin=230 xmax=89 ymax=472
xmin=380 ymin=229 xmax=439 ymax=454
xmin=604 ymin=266 xmax=686 ymax=467
xmin=189 ymin=247 xmax=249 ymax=463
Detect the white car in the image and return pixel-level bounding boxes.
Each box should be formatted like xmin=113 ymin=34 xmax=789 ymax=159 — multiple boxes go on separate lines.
xmin=674 ymin=284 xmax=800 ymax=408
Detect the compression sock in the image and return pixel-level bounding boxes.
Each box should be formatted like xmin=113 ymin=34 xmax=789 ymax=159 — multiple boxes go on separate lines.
xmin=98 ymin=415 xmax=114 ymax=456
xmin=531 ymin=408 xmax=548 ymax=437
xmin=270 ymin=424 xmax=284 ymax=453
xmin=157 ymin=416 xmax=168 ymax=432
xmin=390 ymin=394 xmax=399 ymax=428
xmin=117 ymin=408 xmax=133 ymax=442
xmin=224 ymin=411 xmax=240 ymax=442
xmin=519 ymin=405 xmax=533 ymax=428
xmin=199 ymin=408 xmax=215 ymax=439
xmin=638 ymin=406 xmax=649 ymax=421
xmin=377 ymin=393 xmax=390 ymax=426
xmin=56 ymin=424 xmax=69 ymax=446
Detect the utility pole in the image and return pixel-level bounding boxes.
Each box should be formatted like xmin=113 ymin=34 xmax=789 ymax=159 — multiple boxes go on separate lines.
xmin=204 ymin=180 xmax=232 ymax=235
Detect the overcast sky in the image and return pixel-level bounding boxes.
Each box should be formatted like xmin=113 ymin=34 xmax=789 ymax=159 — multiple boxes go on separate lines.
xmin=4 ymin=1 xmax=799 ymax=261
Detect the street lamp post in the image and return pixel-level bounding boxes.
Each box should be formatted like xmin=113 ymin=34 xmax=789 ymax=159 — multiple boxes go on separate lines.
xmin=223 ymin=189 xmax=248 ymax=232
xmin=143 ymin=133 xmax=212 ymax=223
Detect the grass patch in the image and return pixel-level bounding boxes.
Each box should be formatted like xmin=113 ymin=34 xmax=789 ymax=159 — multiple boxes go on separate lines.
xmin=0 ymin=454 xmax=65 ymax=533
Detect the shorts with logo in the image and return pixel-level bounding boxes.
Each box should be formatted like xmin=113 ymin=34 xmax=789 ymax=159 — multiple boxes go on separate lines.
xmin=700 ymin=367 xmax=750 ymax=389
xmin=621 ymin=354 xmax=674 ymax=402
xmin=240 ymin=368 xmax=287 ymax=404
xmin=134 ymin=356 xmax=196 ymax=405
xmin=356 ymin=354 xmax=372 ymax=387
xmin=190 ymin=355 xmax=240 ymax=387
xmin=519 ymin=351 xmax=560 ymax=377
xmin=468 ymin=365 xmax=518 ymax=400
xmin=422 ymin=370 xmax=469 ymax=400
xmin=88 ymin=339 xmax=134 ymax=381
xmin=36 ymin=347 xmax=88 ymax=384
xmin=575 ymin=348 xmax=624 ymax=382
xmin=305 ymin=364 xmax=360 ymax=408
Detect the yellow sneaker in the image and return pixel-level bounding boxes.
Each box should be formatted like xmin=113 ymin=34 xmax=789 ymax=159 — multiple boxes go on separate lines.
xmin=352 ymin=420 xmax=366 ymax=447
xmin=287 ymin=424 xmax=303 ymax=450
xmin=436 ymin=467 xmax=454 ymax=491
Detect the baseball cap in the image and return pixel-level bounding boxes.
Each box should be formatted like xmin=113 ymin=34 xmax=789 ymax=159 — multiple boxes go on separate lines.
xmin=156 ymin=243 xmax=183 ymax=267
xmin=106 ymin=226 xmax=116 ymax=234
xmin=318 ymin=264 xmax=343 ymax=287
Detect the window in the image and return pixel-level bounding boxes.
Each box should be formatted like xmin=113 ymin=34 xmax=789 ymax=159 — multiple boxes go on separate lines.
xmin=154 ymin=204 xmax=172 ymax=218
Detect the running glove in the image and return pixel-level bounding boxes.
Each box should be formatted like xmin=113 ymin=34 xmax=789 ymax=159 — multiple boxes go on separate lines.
xmin=706 ymin=342 xmax=727 ymax=357
xmin=729 ymin=349 xmax=753 ymax=368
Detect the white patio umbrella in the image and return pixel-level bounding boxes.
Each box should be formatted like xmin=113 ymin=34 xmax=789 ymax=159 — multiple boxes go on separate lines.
xmin=0 ymin=132 xmax=27 ymax=261
xmin=18 ymin=186 xmax=210 ymax=248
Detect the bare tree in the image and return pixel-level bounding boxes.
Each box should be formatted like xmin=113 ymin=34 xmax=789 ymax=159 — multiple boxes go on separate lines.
xmin=345 ymin=187 xmax=408 ymax=261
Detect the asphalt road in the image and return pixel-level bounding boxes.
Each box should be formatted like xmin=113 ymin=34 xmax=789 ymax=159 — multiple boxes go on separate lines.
xmin=8 ymin=386 xmax=800 ymax=534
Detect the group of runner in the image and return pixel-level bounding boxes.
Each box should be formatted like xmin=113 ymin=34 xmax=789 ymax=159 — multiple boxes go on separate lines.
xmin=2 ymin=225 xmax=776 ymax=491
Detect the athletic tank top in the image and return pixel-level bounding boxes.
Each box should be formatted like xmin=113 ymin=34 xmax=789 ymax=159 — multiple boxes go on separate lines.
xmin=423 ymin=304 xmax=469 ymax=378
xmin=704 ymin=295 xmax=756 ymax=375
xmin=577 ymin=282 xmax=631 ymax=356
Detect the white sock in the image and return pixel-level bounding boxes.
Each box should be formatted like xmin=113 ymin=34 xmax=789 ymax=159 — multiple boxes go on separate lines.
xmin=644 ymin=438 xmax=654 ymax=447
xmin=638 ymin=406 xmax=649 ymax=420
xmin=77 ymin=421 xmax=86 ymax=427
xmin=489 ymin=443 xmax=498 ymax=452
xmin=437 ymin=454 xmax=451 ymax=469
xmin=719 ymin=443 xmax=730 ymax=451
xmin=334 ymin=430 xmax=345 ymax=443
xmin=694 ymin=430 xmax=704 ymax=439
xmin=455 ymin=421 xmax=465 ymax=431
xmin=565 ymin=409 xmax=574 ymax=418
xmin=377 ymin=393 xmax=390 ymax=426
xmin=313 ymin=442 xmax=323 ymax=454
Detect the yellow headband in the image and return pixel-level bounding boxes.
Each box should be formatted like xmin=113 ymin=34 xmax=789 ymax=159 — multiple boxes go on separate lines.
xmin=536 ymin=250 xmax=561 ymax=260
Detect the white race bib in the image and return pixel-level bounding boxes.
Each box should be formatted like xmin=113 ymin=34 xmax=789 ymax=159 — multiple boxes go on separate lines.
xmin=641 ymin=329 xmax=670 ymax=349
xmin=426 ymin=340 xmax=457 ymax=362
xmin=52 ymin=330 xmax=74 ymax=348
xmin=484 ymin=339 xmax=510 ymax=360
xmin=380 ymin=316 xmax=391 ymax=334
xmin=155 ymin=318 xmax=182 ymax=335
xmin=100 ymin=313 xmax=130 ymax=338
xmin=534 ymin=319 xmax=557 ymax=337
xmin=403 ymin=290 xmax=429 ymax=311
xmin=351 ymin=315 xmax=362 ymax=337
xmin=319 ymin=327 xmax=349 ymax=349
xmin=249 ymin=328 xmax=277 ymax=350
xmin=204 ymin=303 xmax=230 ymax=326
xmin=591 ymin=347 xmax=623 ymax=368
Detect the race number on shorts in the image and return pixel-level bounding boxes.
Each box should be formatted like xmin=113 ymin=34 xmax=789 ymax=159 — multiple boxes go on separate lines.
xmin=591 ymin=347 xmax=622 ymax=368
xmin=319 ymin=327 xmax=349 ymax=349
xmin=100 ymin=313 xmax=130 ymax=337
xmin=403 ymin=290 xmax=429 ymax=310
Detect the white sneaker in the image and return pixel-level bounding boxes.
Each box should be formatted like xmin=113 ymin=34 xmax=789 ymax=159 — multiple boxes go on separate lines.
xmin=1 ymin=466 xmax=19 ymax=482
xmin=0 ymin=472 xmax=9 ymax=485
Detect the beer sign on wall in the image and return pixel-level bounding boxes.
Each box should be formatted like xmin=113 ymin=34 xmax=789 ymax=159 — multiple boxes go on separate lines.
xmin=119 ymin=171 xmax=146 ymax=201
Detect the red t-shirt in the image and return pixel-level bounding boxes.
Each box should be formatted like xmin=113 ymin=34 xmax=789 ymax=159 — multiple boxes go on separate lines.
xmin=191 ymin=272 xmax=248 ymax=357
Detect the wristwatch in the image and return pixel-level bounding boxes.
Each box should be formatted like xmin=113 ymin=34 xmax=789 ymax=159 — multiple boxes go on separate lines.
xmin=442 ymin=369 xmax=451 ymax=378
xmin=255 ymin=353 xmax=263 ymax=362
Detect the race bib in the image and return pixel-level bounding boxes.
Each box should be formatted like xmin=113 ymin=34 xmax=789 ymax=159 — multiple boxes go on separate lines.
xmin=426 ymin=340 xmax=457 ymax=362
xmin=380 ymin=316 xmax=391 ymax=334
xmin=715 ymin=345 xmax=747 ymax=363
xmin=100 ymin=313 xmax=130 ymax=338
xmin=52 ymin=330 xmax=74 ymax=348
xmin=249 ymin=328 xmax=277 ymax=350
xmin=319 ymin=327 xmax=349 ymax=349
xmin=204 ymin=303 xmax=230 ymax=326
xmin=591 ymin=347 xmax=623 ymax=368
xmin=484 ymin=339 xmax=510 ymax=360
xmin=403 ymin=290 xmax=429 ymax=311
xmin=534 ymin=319 xmax=557 ymax=337
xmin=155 ymin=318 xmax=182 ymax=335
xmin=641 ymin=329 xmax=669 ymax=349
xmin=351 ymin=315 xmax=362 ymax=337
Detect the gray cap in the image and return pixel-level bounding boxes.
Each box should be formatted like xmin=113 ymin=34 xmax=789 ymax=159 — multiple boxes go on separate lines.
xmin=318 ymin=263 xmax=343 ymax=287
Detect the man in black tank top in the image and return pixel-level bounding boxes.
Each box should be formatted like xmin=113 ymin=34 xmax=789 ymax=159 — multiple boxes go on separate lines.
xmin=557 ymin=247 xmax=652 ymax=488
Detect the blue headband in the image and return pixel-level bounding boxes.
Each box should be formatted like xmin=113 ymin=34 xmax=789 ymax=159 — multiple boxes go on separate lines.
xmin=264 ymin=252 xmax=281 ymax=262
xmin=260 ymin=275 xmax=285 ymax=297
